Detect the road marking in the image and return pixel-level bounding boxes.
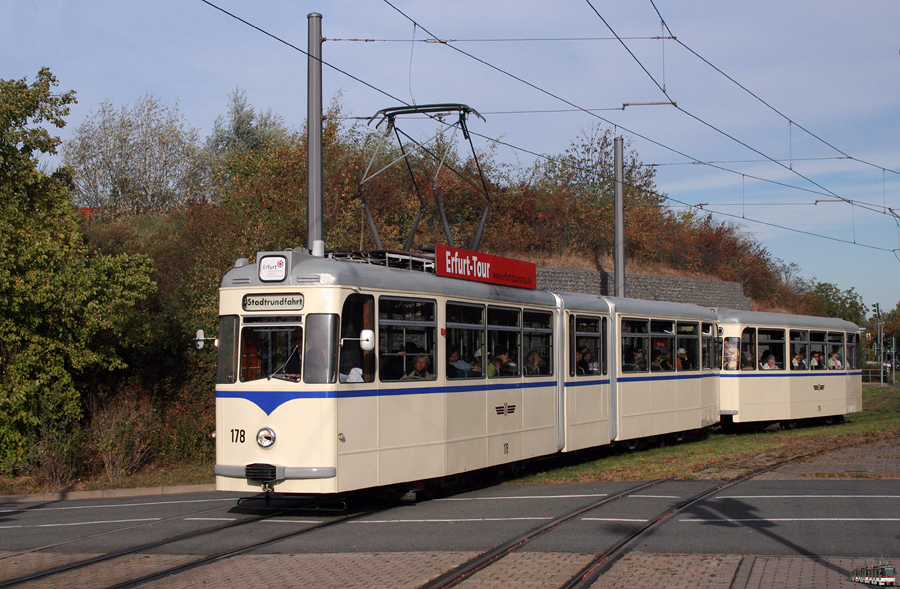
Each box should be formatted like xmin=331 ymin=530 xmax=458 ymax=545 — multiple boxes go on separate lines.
xmin=0 ymin=518 xmax=161 ymax=529
xmin=0 ymin=497 xmax=237 ymax=514
xmin=582 ymin=517 xmax=649 ymax=522
xmin=348 ymin=517 xmax=554 ymax=524
xmin=681 ymin=517 xmax=900 ymax=523
xmin=716 ymin=495 xmax=900 ymax=499
xmin=628 ymin=495 xmax=681 ymax=499
xmin=438 ymin=494 xmax=609 ymax=501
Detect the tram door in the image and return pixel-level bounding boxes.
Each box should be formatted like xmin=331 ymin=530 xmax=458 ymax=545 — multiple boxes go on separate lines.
xmin=564 ymin=314 xmax=610 ymax=451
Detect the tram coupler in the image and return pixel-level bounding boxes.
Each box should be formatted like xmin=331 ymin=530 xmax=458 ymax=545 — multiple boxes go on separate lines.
xmin=261 ymin=483 xmax=274 ymax=506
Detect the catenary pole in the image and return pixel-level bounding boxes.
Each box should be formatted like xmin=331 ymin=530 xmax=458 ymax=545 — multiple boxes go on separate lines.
xmin=614 ymin=137 xmax=625 ymax=297
xmin=307 ymin=13 xmax=324 ymax=256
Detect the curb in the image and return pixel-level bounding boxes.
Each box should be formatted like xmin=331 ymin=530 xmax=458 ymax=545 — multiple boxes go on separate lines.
xmin=0 ymin=483 xmax=217 ymax=504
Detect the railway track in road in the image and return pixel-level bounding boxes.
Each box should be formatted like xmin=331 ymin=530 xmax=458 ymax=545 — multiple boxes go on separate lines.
xmin=421 ymin=445 xmax=858 ymax=589
xmin=0 ymin=495 xmax=386 ymax=589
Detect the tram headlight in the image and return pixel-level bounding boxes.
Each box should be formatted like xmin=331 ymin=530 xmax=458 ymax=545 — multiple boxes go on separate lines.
xmin=256 ymin=427 xmax=276 ymax=448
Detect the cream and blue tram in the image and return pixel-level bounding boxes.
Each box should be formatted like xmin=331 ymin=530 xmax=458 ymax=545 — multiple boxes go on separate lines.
xmin=213 ymin=248 xmax=721 ymax=495
xmin=716 ymin=309 xmax=862 ymax=425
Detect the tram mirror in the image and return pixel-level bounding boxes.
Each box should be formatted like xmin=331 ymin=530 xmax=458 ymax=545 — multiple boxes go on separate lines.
xmin=195 ymin=329 xmax=205 ymax=349
xmin=360 ymin=329 xmax=375 ymax=351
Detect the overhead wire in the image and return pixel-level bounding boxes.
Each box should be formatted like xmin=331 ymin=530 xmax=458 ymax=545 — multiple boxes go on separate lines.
xmin=646 ymin=0 xmax=900 ymax=178
xmin=198 ymin=0 xmax=896 ymax=256
xmin=583 ymin=0 xmax=889 ymax=219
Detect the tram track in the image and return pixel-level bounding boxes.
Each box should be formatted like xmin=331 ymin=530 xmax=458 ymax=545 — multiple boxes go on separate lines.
xmin=0 ymin=499 xmax=240 ymax=565
xmin=420 ymin=443 xmax=858 ymax=589
xmin=0 ymin=495 xmax=387 ymax=589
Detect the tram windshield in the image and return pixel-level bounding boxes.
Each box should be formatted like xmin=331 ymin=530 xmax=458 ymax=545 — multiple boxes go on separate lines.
xmin=239 ymin=317 xmax=304 ymax=382
xmin=228 ymin=314 xmax=339 ymax=384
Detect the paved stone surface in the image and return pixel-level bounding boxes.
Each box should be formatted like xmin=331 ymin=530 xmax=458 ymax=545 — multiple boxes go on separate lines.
xmin=591 ymin=553 xmax=742 ymax=589
xmin=733 ymin=556 xmax=870 ymax=589
xmin=457 ymin=552 xmax=597 ymax=588
xmin=0 ymin=552 xmax=200 ymax=588
xmin=142 ymin=552 xmax=479 ymax=589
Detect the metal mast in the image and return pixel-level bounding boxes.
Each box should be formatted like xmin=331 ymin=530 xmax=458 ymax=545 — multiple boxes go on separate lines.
xmin=307 ymin=12 xmax=324 ymax=256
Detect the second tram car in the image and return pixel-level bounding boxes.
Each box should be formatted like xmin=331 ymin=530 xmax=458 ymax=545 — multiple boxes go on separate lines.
xmin=717 ymin=309 xmax=862 ymax=427
xmin=213 ymin=246 xmax=861 ymax=496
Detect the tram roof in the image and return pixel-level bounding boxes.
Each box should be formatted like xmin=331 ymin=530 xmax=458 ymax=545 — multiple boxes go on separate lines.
xmin=223 ymin=250 xmax=724 ymax=322
xmin=716 ymin=307 xmax=862 ymax=332
xmin=223 ymin=249 xmax=559 ymax=307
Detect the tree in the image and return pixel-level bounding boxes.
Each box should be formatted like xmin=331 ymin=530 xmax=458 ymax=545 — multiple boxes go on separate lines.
xmin=205 ymin=88 xmax=287 ymax=158
xmin=811 ymin=281 xmax=866 ymax=325
xmin=0 ymin=69 xmax=156 ymax=471
xmin=62 ymin=94 xmax=205 ymax=218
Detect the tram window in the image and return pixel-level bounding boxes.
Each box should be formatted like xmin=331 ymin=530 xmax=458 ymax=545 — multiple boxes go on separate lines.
xmin=649 ymin=320 xmax=675 ymax=372
xmin=571 ymin=315 xmax=601 ymax=376
xmin=809 ymin=331 xmax=826 ymax=370
xmin=304 ymin=314 xmax=338 ymax=384
xmin=790 ymin=330 xmax=809 ymax=370
xmin=217 ymin=315 xmax=239 ymax=384
xmin=339 ymin=294 xmax=375 ymax=383
xmin=701 ymin=323 xmax=715 ymax=370
xmin=676 ymin=322 xmax=699 ymax=372
xmin=740 ymin=327 xmax=757 ymax=370
xmin=487 ymin=306 xmax=520 ymax=378
xmin=446 ymin=302 xmax=485 ymax=379
xmin=757 ymin=328 xmax=785 ymax=370
xmin=239 ymin=319 xmax=304 ymax=382
xmin=827 ymin=332 xmax=845 ymax=369
xmin=378 ymin=297 xmax=436 ymax=381
xmin=523 ymin=309 xmax=553 ymax=376
xmin=847 ymin=333 xmax=859 ymax=369
xmin=722 ymin=336 xmax=739 ymax=370
xmin=622 ymin=318 xmax=649 ymax=372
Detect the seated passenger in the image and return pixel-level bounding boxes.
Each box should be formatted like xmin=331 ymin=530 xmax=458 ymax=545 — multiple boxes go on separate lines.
xmin=492 ymin=346 xmax=518 ymax=377
xmin=676 ymin=348 xmax=691 ymax=371
xmin=525 ymin=350 xmax=542 ymax=375
xmin=447 ymin=347 xmax=471 ymax=378
xmin=760 ymin=355 xmax=777 ymax=369
xmin=723 ymin=340 xmax=738 ymax=370
xmin=403 ymin=355 xmax=433 ymax=380
xmin=651 ymin=350 xmax=672 ymax=371
xmin=577 ymin=347 xmax=594 ymax=375
xmin=792 ymin=352 xmax=807 ymax=370
xmin=631 ymin=348 xmax=647 ymax=371
xmin=827 ymin=352 xmax=842 ymax=370
xmin=809 ymin=351 xmax=824 ymax=369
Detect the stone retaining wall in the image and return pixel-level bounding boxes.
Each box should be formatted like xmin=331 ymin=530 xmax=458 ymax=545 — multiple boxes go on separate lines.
xmin=536 ymin=267 xmax=751 ymax=310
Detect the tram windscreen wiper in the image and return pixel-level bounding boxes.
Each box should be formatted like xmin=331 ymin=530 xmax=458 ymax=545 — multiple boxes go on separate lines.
xmin=268 ymin=345 xmax=300 ymax=381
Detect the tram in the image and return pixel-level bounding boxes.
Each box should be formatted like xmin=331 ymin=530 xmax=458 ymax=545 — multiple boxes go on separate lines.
xmin=717 ymin=309 xmax=862 ymax=427
xmin=213 ymin=246 xmax=722 ymax=495
xmin=851 ymin=564 xmax=896 ymax=586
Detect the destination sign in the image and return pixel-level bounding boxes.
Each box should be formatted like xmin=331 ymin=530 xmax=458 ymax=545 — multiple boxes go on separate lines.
xmin=436 ymin=245 xmax=536 ymax=289
xmin=243 ymin=294 xmax=304 ymax=311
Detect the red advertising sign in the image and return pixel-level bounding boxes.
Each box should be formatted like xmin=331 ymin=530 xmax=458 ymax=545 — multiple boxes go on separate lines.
xmin=436 ymin=245 xmax=536 ymax=289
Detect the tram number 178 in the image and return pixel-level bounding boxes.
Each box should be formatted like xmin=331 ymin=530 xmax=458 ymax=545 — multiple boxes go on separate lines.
xmin=231 ymin=429 xmax=246 ymax=443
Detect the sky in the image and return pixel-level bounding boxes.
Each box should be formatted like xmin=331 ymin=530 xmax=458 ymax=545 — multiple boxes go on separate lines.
xmin=4 ymin=0 xmax=899 ymax=313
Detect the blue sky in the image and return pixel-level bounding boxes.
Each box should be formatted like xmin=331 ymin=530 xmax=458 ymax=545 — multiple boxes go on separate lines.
xmin=4 ymin=0 xmax=899 ymax=312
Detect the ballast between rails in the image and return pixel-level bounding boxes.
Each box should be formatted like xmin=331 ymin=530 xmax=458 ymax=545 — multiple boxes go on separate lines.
xmin=213 ymin=246 xmax=863 ymax=496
